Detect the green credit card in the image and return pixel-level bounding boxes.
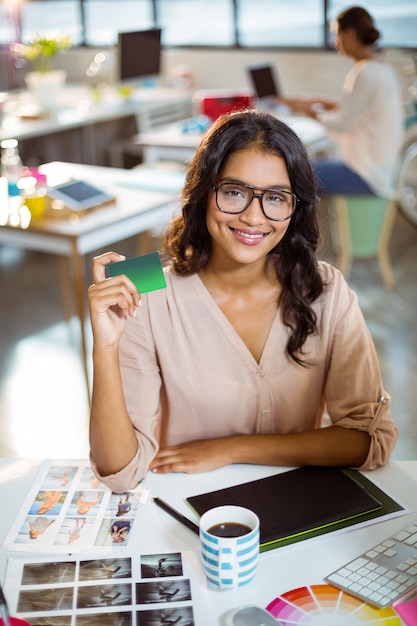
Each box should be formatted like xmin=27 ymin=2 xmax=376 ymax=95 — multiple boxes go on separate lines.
xmin=107 ymin=251 xmax=167 ymax=293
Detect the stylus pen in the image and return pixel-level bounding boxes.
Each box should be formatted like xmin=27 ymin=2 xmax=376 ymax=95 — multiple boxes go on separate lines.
xmin=0 ymin=583 xmax=11 ymax=626
xmin=153 ymin=497 xmax=200 ymax=536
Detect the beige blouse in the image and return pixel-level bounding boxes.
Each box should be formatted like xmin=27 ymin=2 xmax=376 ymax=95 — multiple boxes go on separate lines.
xmin=91 ymin=261 xmax=398 ymax=492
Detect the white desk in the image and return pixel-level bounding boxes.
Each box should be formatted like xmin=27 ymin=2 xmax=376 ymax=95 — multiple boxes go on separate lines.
xmin=0 ymin=162 xmax=184 ymax=395
xmin=0 ymin=460 xmax=416 ymax=623
xmin=136 ymin=113 xmax=333 ymax=165
xmin=1 ymin=86 xmax=193 ymax=165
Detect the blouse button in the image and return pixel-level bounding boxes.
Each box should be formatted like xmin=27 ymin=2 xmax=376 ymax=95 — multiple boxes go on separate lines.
xmin=256 ymin=372 xmax=264 ymax=380
xmin=262 ymin=409 xmax=269 ymax=417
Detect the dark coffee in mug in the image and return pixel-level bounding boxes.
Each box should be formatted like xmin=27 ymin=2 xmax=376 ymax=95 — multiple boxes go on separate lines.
xmin=207 ymin=522 xmax=252 ymax=538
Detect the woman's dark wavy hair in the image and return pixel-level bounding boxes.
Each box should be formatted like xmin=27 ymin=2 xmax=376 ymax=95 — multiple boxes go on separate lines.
xmin=162 ymin=109 xmax=324 ymax=365
xmin=337 ymin=6 xmax=380 ymax=46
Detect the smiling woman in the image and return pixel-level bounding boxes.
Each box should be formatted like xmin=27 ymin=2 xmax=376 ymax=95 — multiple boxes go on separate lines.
xmin=204 ymin=148 xmax=294 ymax=270
xmin=86 ymin=109 xmax=398 ymax=494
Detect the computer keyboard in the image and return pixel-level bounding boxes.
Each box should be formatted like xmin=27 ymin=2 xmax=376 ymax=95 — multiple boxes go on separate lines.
xmin=326 ymin=522 xmax=417 ymax=608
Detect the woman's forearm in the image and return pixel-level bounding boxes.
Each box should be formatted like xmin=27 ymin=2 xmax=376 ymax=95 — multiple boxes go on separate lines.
xmin=231 ymin=426 xmax=371 ymax=468
xmin=150 ymin=426 xmax=371 ymax=475
xmin=89 ymin=345 xmax=139 ymax=477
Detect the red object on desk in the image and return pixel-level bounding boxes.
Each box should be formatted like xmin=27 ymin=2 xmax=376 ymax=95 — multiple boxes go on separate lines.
xmin=194 ymin=88 xmax=255 ymax=121
xmin=0 ymin=619 xmax=32 ymax=625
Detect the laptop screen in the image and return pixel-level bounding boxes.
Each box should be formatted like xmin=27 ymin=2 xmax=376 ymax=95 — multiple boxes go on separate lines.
xmin=247 ymin=64 xmax=282 ymax=100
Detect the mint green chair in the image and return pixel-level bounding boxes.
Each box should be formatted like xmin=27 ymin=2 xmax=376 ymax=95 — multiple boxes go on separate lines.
xmin=330 ymin=196 xmax=397 ymax=288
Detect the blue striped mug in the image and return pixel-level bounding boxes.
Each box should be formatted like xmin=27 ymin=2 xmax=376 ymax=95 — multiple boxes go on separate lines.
xmin=199 ymin=505 xmax=260 ymax=590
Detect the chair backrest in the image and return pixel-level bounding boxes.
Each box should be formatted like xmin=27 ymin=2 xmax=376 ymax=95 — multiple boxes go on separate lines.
xmin=330 ymin=195 xmax=397 ymax=287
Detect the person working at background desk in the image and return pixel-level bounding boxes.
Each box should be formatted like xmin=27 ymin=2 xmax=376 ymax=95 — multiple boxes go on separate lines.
xmin=87 ymin=109 xmax=397 ymax=494
xmin=286 ymin=5 xmax=403 ymax=199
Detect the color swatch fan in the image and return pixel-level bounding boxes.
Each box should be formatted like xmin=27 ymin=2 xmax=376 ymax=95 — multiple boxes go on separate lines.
xmin=266 ymin=585 xmax=402 ymax=625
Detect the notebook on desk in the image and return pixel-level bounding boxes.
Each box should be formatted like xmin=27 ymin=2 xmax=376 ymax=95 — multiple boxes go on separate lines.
xmin=186 ymin=466 xmax=403 ymax=553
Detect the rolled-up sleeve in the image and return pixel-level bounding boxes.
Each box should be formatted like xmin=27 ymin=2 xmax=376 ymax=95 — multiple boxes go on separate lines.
xmin=322 ymin=270 xmax=398 ymax=469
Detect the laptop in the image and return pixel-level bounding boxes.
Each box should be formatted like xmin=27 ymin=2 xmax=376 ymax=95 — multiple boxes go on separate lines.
xmin=246 ymin=63 xmax=283 ymax=108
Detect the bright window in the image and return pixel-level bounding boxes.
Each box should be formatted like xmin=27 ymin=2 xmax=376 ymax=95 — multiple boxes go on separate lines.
xmin=156 ymin=0 xmax=234 ymax=46
xmin=328 ymin=0 xmax=417 ymax=49
xmin=21 ymin=1 xmax=82 ymax=45
xmin=237 ymin=0 xmax=323 ymax=47
xmin=0 ymin=1 xmax=416 ymax=48
xmin=84 ymin=0 xmax=153 ymax=46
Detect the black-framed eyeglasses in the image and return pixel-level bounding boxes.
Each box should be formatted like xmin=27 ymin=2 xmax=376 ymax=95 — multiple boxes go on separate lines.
xmin=212 ymin=182 xmax=298 ymax=222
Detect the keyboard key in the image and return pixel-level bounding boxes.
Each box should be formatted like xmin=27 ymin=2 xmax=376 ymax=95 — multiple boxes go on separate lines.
xmin=394 ymin=531 xmax=410 ymax=541
xmin=383 ymin=548 xmax=397 ymax=557
xmin=328 ymin=573 xmax=352 ymax=587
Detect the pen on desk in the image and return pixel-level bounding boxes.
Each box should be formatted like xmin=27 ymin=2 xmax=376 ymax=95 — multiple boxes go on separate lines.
xmin=153 ymin=497 xmax=200 ymax=536
xmin=0 ymin=583 xmax=11 ymax=626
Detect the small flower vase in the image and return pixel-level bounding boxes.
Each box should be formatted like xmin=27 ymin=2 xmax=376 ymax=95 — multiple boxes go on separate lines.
xmin=24 ymin=70 xmax=67 ymax=113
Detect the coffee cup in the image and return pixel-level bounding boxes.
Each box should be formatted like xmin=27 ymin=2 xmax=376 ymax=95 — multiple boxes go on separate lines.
xmin=199 ymin=505 xmax=260 ymax=590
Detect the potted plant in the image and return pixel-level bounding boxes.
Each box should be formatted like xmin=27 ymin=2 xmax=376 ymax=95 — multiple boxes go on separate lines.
xmin=12 ymin=35 xmax=71 ymax=111
xmin=12 ymin=35 xmax=71 ymax=73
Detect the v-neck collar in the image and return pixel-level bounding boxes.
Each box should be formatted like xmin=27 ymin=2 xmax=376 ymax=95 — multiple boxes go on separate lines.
xmin=191 ymin=273 xmax=283 ymax=369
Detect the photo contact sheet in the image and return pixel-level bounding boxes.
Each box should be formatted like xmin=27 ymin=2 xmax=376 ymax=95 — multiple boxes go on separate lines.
xmin=5 ymin=551 xmax=206 ymax=625
xmin=2 ymin=460 xmax=148 ymax=553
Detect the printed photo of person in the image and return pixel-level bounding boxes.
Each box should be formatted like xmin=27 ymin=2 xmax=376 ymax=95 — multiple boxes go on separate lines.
xmin=68 ymin=491 xmax=103 ymax=516
xmin=21 ymin=560 xmax=76 ymax=585
xmin=136 ymin=580 xmax=192 ymax=604
xmin=29 ymin=490 xmax=66 ymax=516
xmin=78 ymin=466 xmax=105 ymax=490
xmin=140 ymin=554 xmax=183 ymax=579
xmin=76 ymin=582 xmax=132 ymax=609
xmin=105 ymin=492 xmax=139 ymax=518
xmin=17 ymin=586 xmax=74 ymax=613
xmin=14 ymin=516 xmax=57 ymax=544
xmin=45 ymin=466 xmax=77 ymax=488
xmin=53 ymin=516 xmax=92 ymax=545
xmin=79 ymin=557 xmax=131 ymax=581
xmin=94 ymin=518 xmax=132 ymax=547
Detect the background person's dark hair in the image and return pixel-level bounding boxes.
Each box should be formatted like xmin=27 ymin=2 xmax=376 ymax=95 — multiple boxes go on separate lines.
xmin=337 ymin=6 xmax=380 ymax=46
xmin=162 ymin=109 xmax=325 ymax=365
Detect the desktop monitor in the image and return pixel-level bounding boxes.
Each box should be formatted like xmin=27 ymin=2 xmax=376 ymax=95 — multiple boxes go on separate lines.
xmin=118 ymin=28 xmax=162 ymax=84
xmin=246 ymin=63 xmax=282 ymax=101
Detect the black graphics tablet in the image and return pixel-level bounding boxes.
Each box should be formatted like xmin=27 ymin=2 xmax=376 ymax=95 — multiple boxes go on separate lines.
xmin=186 ymin=466 xmax=393 ymax=552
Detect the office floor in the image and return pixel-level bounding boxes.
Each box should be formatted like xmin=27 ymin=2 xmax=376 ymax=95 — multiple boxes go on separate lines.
xmin=0 ymin=207 xmax=416 ymax=461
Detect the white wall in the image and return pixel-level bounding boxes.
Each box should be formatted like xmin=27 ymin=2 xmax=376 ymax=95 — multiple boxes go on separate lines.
xmin=56 ymin=45 xmax=413 ymax=105
xmin=163 ymin=47 xmax=415 ymax=105
xmin=58 ymin=47 xmax=350 ymax=99
xmin=163 ymin=48 xmax=351 ymax=100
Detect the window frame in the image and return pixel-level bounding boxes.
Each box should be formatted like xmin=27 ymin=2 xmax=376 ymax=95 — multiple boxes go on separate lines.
xmin=2 ymin=0 xmax=417 ymax=51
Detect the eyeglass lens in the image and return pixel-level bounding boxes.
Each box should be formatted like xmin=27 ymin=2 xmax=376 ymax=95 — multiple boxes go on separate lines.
xmin=216 ymin=183 xmax=295 ymax=220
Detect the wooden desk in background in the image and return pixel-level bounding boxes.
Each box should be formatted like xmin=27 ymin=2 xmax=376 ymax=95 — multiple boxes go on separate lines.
xmin=0 ymin=162 xmax=185 ymax=397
